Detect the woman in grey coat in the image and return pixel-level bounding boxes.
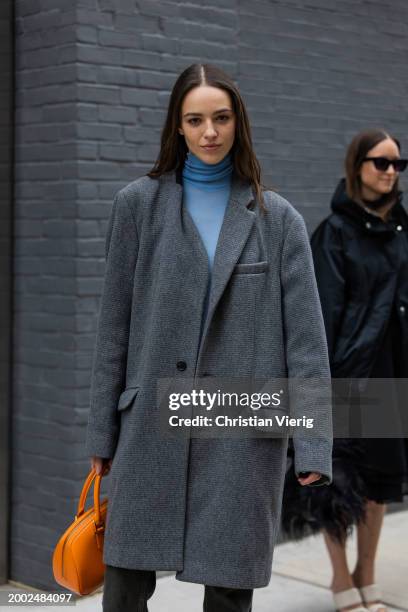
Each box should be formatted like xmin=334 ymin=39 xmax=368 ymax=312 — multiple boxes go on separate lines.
xmin=85 ymin=63 xmax=333 ymax=612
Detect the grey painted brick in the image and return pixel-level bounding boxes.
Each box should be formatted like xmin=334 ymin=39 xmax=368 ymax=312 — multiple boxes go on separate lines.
xmin=16 ymin=28 xmax=76 ymax=51
xmin=115 ymin=13 xmax=159 ymax=32
xmin=77 ymin=43 xmax=122 ymax=65
xmin=76 ymin=220 xmax=100 ymax=237
xmin=122 ymin=49 xmax=162 ymax=69
xmin=99 ymin=104 xmax=137 ymax=123
xmin=77 ymin=63 xmax=98 ymax=82
xmin=135 ymin=144 xmax=160 ymax=163
xmin=76 ymin=24 xmax=98 ymax=43
xmin=75 ymin=294 xmax=104 ymax=308
xmin=76 ymin=351 xmax=94 ymax=369
xmin=181 ymin=5 xmax=238 ymax=28
xmin=16 ymin=200 xmax=77 ymax=219
xmin=16 ymin=0 xmax=42 ymax=17
xmin=162 ymin=19 xmax=236 ymax=44
xmin=120 ymin=162 xmax=151 ymax=180
xmin=42 ymin=219 xmax=76 ymax=237
xmin=13 ymin=220 xmax=43 ymax=237
xmin=57 ymin=44 xmax=77 ymax=64
xmin=19 ymin=10 xmax=76 ymax=33
xmin=97 ymin=65 xmax=139 ymax=86
xmin=77 ymin=199 xmax=111 ymax=216
xmin=178 ymin=39 xmax=236 ymax=61
xmin=124 ymin=125 xmax=160 ymax=143
xmin=77 ymin=142 xmax=98 ymax=159
xmin=14 ymin=253 xmax=75 ymax=274
xmin=44 ymin=104 xmax=77 ymax=122
xmin=76 ymin=260 xmax=105 ymax=276
xmin=14 ymin=107 xmax=43 ymax=124
xmin=77 ymin=239 xmax=105 ymax=258
xmin=77 ymin=83 xmax=120 ymax=104
xmin=138 ymin=107 xmax=167 ymax=126
xmin=141 ymin=33 xmax=180 ymax=54
xmin=16 ymin=143 xmax=76 ymax=162
xmin=99 ymin=0 xmax=135 ymax=12
xmin=77 ymin=278 xmax=104 ymax=296
xmin=100 ymin=143 xmax=137 ymax=161
xmin=121 ymin=87 xmax=159 ymax=106
xmin=138 ymin=1 xmax=183 ymax=18
xmin=17 ymin=65 xmax=77 ymax=88
xmin=187 ymin=0 xmax=236 ymax=7
xmin=21 ymin=84 xmax=77 ymax=106
xmin=77 ymin=160 xmax=121 ymax=179
xmin=76 ymin=8 xmax=113 ymax=27
xmin=77 ymin=103 xmax=98 ymax=121
xmin=77 ymin=121 xmax=122 ymax=141
xmin=14 ymin=237 xmax=76 ymax=257
xmin=77 ymin=182 xmax=99 ymax=198
xmin=138 ymin=70 xmax=177 ymax=90
xmin=98 ymin=28 xmax=141 ymax=48
xmin=76 ymin=314 xmax=98 ymax=332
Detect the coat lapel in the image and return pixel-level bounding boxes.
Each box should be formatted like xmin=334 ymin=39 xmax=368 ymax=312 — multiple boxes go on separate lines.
xmin=159 ymin=171 xmax=210 ymax=287
xmin=159 ymin=170 xmax=256 ymax=364
xmin=201 ymin=175 xmax=256 ymax=343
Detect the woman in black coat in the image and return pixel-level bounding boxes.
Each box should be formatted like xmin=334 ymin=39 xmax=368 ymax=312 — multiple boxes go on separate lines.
xmin=283 ymin=129 xmax=408 ymax=612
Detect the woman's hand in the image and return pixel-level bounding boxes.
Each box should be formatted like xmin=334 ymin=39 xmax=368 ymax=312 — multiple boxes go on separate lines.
xmin=297 ymin=471 xmax=321 ymax=486
xmin=91 ymin=456 xmax=113 ymax=476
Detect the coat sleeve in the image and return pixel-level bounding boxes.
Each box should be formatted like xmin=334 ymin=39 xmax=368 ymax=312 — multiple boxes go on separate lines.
xmin=85 ymin=189 xmax=139 ymax=458
xmin=310 ymin=220 xmax=346 ymax=364
xmin=281 ymin=212 xmax=333 ymax=485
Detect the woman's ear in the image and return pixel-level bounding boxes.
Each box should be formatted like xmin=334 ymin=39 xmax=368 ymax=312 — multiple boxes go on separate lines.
xmin=178 ymin=127 xmax=184 ymax=135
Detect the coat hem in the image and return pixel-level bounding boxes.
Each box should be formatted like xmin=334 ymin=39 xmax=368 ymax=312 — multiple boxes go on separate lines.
xmin=103 ymin=552 xmax=183 ymax=572
xmin=175 ymin=570 xmax=271 ymax=590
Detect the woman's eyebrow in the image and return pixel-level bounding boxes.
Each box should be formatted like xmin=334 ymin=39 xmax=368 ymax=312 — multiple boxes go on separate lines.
xmin=183 ymin=108 xmax=232 ymax=117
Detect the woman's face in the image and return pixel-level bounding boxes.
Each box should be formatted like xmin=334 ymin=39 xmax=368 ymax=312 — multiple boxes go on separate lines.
xmin=359 ymin=137 xmax=400 ymax=199
xmin=178 ymin=85 xmax=236 ymax=164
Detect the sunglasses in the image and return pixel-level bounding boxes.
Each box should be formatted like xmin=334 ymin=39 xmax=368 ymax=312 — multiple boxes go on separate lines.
xmin=363 ymin=157 xmax=408 ymax=172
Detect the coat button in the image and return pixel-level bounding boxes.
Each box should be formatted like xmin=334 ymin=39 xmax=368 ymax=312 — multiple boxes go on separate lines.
xmin=396 ymin=225 xmax=403 ymax=231
xmin=400 ymin=306 xmax=406 ymax=314
xmin=176 ymin=360 xmax=187 ymax=371
xmin=365 ymin=221 xmax=372 ymax=229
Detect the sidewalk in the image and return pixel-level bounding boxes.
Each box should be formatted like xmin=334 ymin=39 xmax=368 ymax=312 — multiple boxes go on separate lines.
xmin=1 ymin=510 xmax=407 ymax=611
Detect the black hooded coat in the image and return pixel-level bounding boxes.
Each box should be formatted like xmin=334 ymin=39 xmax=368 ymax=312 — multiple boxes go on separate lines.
xmin=311 ymin=177 xmax=408 ymax=380
xmin=282 ymin=178 xmax=408 ymax=541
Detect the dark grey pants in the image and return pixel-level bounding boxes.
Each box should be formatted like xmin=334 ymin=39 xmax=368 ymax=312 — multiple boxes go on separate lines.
xmin=102 ymin=565 xmax=253 ymax=612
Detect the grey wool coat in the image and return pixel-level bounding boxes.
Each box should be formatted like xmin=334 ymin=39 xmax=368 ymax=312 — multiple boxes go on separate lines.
xmin=85 ymin=170 xmax=333 ymax=589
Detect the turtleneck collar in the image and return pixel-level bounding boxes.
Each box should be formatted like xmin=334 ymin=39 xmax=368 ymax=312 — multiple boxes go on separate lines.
xmin=182 ymin=151 xmax=233 ymax=192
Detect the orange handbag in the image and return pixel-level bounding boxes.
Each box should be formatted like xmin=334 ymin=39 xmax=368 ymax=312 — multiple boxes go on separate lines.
xmin=52 ymin=467 xmax=108 ymax=596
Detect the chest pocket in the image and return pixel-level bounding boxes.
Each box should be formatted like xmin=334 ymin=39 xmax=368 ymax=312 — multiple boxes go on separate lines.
xmin=233 ymin=261 xmax=268 ymax=275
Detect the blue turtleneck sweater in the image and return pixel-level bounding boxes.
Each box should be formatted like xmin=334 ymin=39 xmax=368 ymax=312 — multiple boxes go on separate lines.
xmin=182 ymin=150 xmax=233 ymax=270
xmin=182 ymin=150 xmax=233 ymax=340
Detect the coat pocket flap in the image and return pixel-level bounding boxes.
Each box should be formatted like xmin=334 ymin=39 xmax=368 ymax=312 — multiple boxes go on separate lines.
xmin=117 ymin=386 xmax=140 ymax=412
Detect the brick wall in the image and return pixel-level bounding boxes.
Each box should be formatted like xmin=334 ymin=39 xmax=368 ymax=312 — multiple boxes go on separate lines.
xmin=12 ymin=0 xmax=408 ymax=589
xmin=13 ymin=0 xmax=79 ymax=589
xmin=0 ymin=0 xmax=13 ymax=585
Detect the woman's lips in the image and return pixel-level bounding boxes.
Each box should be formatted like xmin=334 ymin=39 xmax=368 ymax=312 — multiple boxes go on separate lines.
xmin=202 ymin=145 xmax=221 ymax=151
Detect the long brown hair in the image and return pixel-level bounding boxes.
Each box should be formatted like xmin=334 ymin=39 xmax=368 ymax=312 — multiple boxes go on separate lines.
xmin=148 ymin=63 xmax=267 ymax=212
xmin=345 ymin=128 xmax=401 ymax=205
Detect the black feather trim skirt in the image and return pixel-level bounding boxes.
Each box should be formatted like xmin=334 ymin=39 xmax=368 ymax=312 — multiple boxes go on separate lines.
xmin=282 ymin=439 xmax=368 ymax=543
xmin=281 ymin=309 xmax=408 ymax=542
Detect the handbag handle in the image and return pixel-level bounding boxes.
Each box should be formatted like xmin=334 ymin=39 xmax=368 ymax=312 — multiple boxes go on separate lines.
xmin=75 ymin=468 xmax=104 ymax=527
